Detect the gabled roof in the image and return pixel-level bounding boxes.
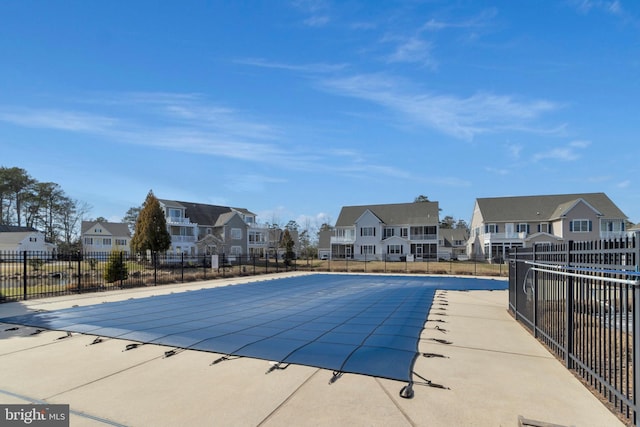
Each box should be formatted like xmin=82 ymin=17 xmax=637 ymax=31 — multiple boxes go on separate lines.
xmin=214 ymin=211 xmax=242 ymax=227
xmin=232 ymin=207 xmax=256 ymax=217
xmin=81 ymin=221 xmax=131 ymax=237
xmin=158 ymin=199 xmax=256 ymax=227
xmin=335 ymin=202 xmax=440 ymax=227
xmin=439 ymin=228 xmax=469 ymax=244
xmin=0 ymin=225 xmax=37 ymax=233
xmin=475 ymin=193 xmax=627 ymax=223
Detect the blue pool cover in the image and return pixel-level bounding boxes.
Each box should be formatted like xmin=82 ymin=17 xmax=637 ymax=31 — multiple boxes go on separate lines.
xmin=1 ymin=274 xmax=506 ymax=382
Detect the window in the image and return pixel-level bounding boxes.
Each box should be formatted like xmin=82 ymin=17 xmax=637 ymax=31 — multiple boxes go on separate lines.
xmin=249 ymin=231 xmax=266 ymax=243
xmin=538 ymin=223 xmax=549 ymax=233
xmin=231 ymin=228 xmax=242 ymax=240
xmin=387 ymin=245 xmax=403 ymax=254
xmin=29 ymin=237 xmax=37 ymax=242
xmin=570 ymin=219 xmax=592 ymax=232
xmin=485 ymin=224 xmax=498 ymax=233
xmin=517 ymin=223 xmax=529 ymax=233
xmin=400 ymin=228 xmax=408 ymax=238
xmin=601 ymin=220 xmax=624 ymax=232
xmin=103 ymin=238 xmax=112 ymax=245
xmin=384 ymin=228 xmax=395 ymax=238
xmin=361 ymin=245 xmax=376 ymax=255
xmin=115 ymin=239 xmax=127 ymax=246
xmin=168 ymin=208 xmax=182 ymax=218
xmin=231 ymin=246 xmax=242 ymax=256
xmin=84 ymin=238 xmax=93 ymax=245
xmin=360 ymin=227 xmax=376 ymax=237
xmin=454 ymin=240 xmax=464 ymax=246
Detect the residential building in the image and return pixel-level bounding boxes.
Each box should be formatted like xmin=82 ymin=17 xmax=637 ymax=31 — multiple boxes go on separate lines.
xmin=158 ymin=200 xmax=246 ymax=257
xmin=317 ymin=227 xmax=332 ymax=260
xmin=157 ymin=199 xmax=296 ymax=258
xmin=467 ymin=192 xmax=629 ymax=262
xmin=331 ymin=202 xmax=440 ymax=261
xmin=438 ymin=228 xmax=469 ymax=260
xmin=81 ymin=221 xmax=132 ymax=255
xmin=0 ymin=225 xmax=56 ymax=255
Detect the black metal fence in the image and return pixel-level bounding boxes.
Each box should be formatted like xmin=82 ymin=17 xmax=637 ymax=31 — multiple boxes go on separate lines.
xmin=0 ymin=251 xmax=296 ymax=303
xmin=509 ymin=236 xmax=640 ymax=425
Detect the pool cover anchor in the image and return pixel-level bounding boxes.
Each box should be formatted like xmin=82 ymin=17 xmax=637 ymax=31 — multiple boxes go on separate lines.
xmin=400 ymin=372 xmax=450 ymax=398
xmin=328 ymin=371 xmax=343 ymax=385
xmin=210 ymin=355 xmax=241 ymax=366
xmin=422 ymin=352 xmax=449 ymax=359
xmin=56 ymin=331 xmax=72 ymax=340
xmin=265 ymin=362 xmax=290 ymax=374
xmin=88 ymin=337 xmax=103 ymax=346
xmin=123 ymin=343 xmax=143 ymax=352
xmin=163 ymin=348 xmax=185 ymax=358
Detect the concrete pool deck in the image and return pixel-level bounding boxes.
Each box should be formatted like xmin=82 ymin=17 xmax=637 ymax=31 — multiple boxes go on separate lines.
xmin=0 ymin=272 xmax=625 ymax=426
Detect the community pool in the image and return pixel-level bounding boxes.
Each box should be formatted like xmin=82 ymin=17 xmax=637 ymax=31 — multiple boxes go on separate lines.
xmin=1 ymin=274 xmax=506 ymax=383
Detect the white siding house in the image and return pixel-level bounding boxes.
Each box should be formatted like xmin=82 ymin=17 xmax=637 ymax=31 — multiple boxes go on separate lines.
xmin=331 ymin=202 xmax=440 ymax=261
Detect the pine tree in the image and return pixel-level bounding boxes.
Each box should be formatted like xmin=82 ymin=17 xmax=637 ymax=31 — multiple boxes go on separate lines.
xmin=104 ymin=250 xmax=128 ymax=283
xmin=130 ymin=190 xmax=171 ymax=254
xmin=281 ymin=229 xmax=295 ymax=266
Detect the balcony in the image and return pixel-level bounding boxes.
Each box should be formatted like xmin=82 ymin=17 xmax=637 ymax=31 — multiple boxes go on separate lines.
xmin=171 ymin=235 xmax=196 ymax=242
xmin=331 ymin=236 xmax=356 ymax=244
xmin=600 ymin=231 xmax=628 ymax=240
xmin=483 ymin=232 xmax=527 ymax=243
xmin=167 ymin=216 xmax=193 ymax=225
xmin=409 ymin=234 xmax=437 ymax=241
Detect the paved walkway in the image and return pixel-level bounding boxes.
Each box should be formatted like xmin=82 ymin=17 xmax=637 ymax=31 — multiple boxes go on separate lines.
xmin=0 ymin=273 xmax=625 ymax=426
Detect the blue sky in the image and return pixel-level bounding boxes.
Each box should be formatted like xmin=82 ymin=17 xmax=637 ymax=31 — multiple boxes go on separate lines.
xmin=1 ymin=1 xmax=639 ymax=231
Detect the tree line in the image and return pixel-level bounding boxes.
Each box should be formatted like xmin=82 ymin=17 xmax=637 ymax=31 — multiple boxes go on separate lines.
xmin=0 ymin=166 xmax=90 ymax=249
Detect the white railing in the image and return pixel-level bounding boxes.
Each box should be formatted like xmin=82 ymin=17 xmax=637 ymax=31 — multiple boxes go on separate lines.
xmin=331 ymin=236 xmax=356 ymax=244
xmin=483 ymin=232 xmax=527 ymax=242
xmin=600 ymin=230 xmax=628 ymax=240
xmin=167 ymin=217 xmax=192 ymax=224
xmin=410 ymin=234 xmax=437 ymax=241
xmin=171 ymin=235 xmax=196 ymax=242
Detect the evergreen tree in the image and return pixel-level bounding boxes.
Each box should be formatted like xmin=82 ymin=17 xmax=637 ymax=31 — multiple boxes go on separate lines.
xmin=104 ymin=250 xmax=128 ymax=283
xmin=130 ymin=190 xmax=171 ymax=254
xmin=281 ymin=229 xmax=295 ymax=266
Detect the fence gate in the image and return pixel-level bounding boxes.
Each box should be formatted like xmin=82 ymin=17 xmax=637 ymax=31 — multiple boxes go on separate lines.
xmin=509 ymin=237 xmax=640 ymax=426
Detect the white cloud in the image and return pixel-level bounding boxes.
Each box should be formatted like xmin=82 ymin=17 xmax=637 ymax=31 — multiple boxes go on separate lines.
xmin=320 ymin=73 xmax=559 ymax=140
xmin=0 ymin=108 xmax=118 ymax=132
xmin=384 ymin=37 xmax=436 ymax=68
xmin=235 ymin=58 xmax=347 ymax=74
xmin=573 ymin=0 xmax=623 ymax=15
xmin=533 ymin=140 xmax=590 ymax=162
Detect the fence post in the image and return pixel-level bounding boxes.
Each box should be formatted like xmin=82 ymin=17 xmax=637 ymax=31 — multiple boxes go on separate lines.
xmin=181 ymin=253 xmax=184 ymax=283
xmin=634 ymin=282 xmax=640 ymax=426
xmin=22 ymin=251 xmax=27 ymax=300
xmin=565 ymin=240 xmax=574 ymax=369
xmin=634 ymin=234 xmax=640 ymax=426
xmin=203 ymin=254 xmax=207 ymax=280
xmin=512 ymin=247 xmax=518 ymax=317
xmin=532 ymin=244 xmax=538 ymax=339
xmin=119 ymin=251 xmax=124 ymax=288
xmin=77 ymin=251 xmax=81 ymax=293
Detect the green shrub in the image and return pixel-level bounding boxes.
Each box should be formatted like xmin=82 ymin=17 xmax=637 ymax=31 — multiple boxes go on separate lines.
xmin=104 ymin=251 xmax=128 ymax=283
